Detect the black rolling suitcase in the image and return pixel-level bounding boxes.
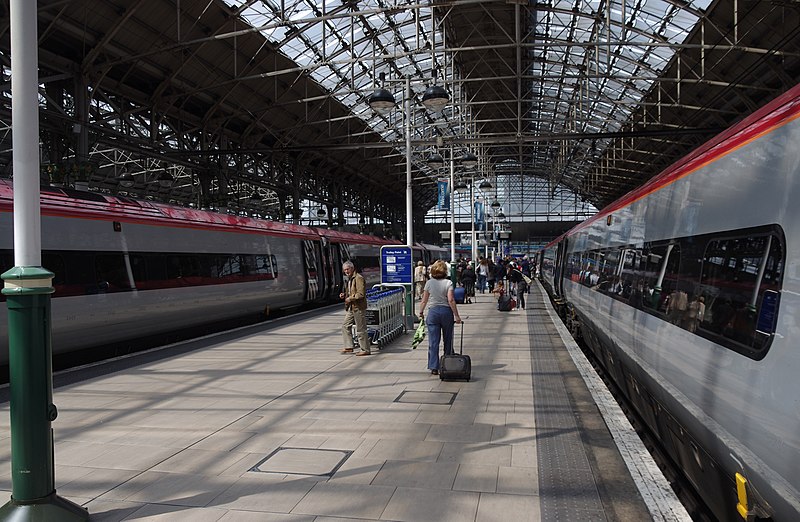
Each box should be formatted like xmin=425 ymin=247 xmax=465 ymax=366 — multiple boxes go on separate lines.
xmin=439 ymin=322 xmax=471 ymax=381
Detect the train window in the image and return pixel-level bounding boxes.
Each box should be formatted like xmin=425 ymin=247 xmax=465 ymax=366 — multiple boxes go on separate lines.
xmin=126 ymin=255 xmax=147 ymax=287
xmin=144 ymin=254 xmax=167 ymax=283
xmin=63 ymin=252 xmax=95 ymax=288
xmin=95 ymin=254 xmax=134 ymax=292
xmin=217 ymin=254 xmax=242 ymax=278
xmin=254 ymin=254 xmax=278 ymax=277
xmin=697 ymin=230 xmax=784 ymax=355
xmin=167 ymin=255 xmax=202 ymax=279
xmin=566 ymin=226 xmax=784 ymax=359
xmin=41 ymin=252 xmax=66 ymax=286
xmin=0 ymin=251 xmax=10 ymax=302
xmin=0 ymin=251 xmax=11 ymax=271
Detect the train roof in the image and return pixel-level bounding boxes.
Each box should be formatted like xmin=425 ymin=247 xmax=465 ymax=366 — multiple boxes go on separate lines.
xmin=314 ymin=227 xmax=400 ymax=246
xmin=566 ymin=82 xmax=800 ymax=238
xmin=416 ymin=242 xmax=447 ymax=252
xmin=0 ymin=180 xmax=320 ymax=240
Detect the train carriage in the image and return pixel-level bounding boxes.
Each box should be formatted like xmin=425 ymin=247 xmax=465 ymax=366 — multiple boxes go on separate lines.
xmin=0 ymin=181 xmax=403 ymax=364
xmin=540 ymin=84 xmax=800 ymax=521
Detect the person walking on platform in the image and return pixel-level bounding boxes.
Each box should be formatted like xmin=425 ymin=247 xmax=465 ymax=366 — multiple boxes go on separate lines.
xmin=418 ymin=260 xmax=462 ymax=375
xmin=340 ymin=260 xmax=370 ymax=356
xmin=493 ymin=259 xmax=506 ymax=290
xmin=461 ymin=262 xmax=476 ymax=303
xmin=414 ymin=260 xmax=427 ymax=300
xmin=486 ymin=259 xmax=496 ymax=293
xmin=477 ymin=258 xmax=489 ymax=293
xmin=507 ymin=263 xmax=527 ymax=310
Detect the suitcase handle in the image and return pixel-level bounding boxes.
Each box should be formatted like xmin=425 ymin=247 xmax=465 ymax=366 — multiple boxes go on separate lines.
xmin=458 ymin=317 xmax=468 ymax=354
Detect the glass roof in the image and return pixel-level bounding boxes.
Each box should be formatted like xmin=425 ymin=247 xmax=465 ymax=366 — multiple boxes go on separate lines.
xmin=228 ymin=0 xmax=713 ymax=216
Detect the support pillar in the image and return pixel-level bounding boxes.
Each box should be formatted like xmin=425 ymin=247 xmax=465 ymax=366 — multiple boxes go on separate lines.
xmin=0 ymin=271 xmax=88 ymax=521
xmin=1 ymin=2 xmax=88 ymax=517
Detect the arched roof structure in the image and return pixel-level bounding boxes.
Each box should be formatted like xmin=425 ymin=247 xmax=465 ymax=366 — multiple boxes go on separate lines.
xmin=0 ymin=1 xmax=798 ymax=229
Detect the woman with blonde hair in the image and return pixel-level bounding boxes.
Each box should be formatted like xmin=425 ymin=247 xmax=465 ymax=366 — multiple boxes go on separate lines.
xmin=418 ymin=260 xmax=462 ymax=375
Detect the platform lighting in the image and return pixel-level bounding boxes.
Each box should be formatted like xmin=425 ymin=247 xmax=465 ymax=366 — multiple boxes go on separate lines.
xmin=118 ymin=170 xmax=135 ymax=188
xmin=490 ymin=199 xmax=501 ymax=209
xmin=460 ymin=152 xmax=478 ymax=168
xmin=479 ymin=180 xmax=492 ymax=190
xmin=453 ymin=180 xmax=468 ymax=191
xmin=421 ymin=84 xmax=450 ymax=110
xmin=497 ymin=211 xmax=505 ymax=219
xmin=367 ymin=88 xmax=396 ymax=112
xmin=316 ymin=207 xmax=326 ymax=218
xmin=427 ymin=152 xmax=444 ymax=169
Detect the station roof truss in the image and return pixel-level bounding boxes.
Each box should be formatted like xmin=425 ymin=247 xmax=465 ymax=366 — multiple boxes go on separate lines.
xmin=0 ymin=0 xmax=798 ymax=224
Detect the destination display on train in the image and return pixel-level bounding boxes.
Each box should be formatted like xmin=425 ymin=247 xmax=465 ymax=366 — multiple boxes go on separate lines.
xmin=380 ymin=246 xmax=413 ymax=284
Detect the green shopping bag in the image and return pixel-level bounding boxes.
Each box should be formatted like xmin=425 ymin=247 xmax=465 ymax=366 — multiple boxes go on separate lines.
xmin=411 ymin=316 xmax=426 ymax=349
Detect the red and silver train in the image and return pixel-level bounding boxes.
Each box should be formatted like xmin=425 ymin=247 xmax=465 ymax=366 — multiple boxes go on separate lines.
xmin=539 ymin=83 xmax=800 ymax=520
xmin=0 ymin=181 xmax=445 ymax=363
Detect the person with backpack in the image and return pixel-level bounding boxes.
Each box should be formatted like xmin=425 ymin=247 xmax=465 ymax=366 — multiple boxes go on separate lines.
xmin=507 ymin=263 xmax=527 ymax=310
xmin=460 ymin=261 xmax=476 ymax=304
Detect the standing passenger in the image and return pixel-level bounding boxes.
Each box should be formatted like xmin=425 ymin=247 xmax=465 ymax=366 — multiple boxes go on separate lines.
xmin=414 ymin=260 xmax=427 ymax=300
xmin=507 ymin=263 xmax=527 ymax=310
xmin=477 ymin=258 xmax=489 ymax=293
xmin=486 ymin=258 xmax=496 ymax=293
xmin=461 ymin=262 xmax=476 ymax=303
xmin=418 ymin=260 xmax=462 ymax=375
xmin=340 ymin=260 xmax=370 ymax=356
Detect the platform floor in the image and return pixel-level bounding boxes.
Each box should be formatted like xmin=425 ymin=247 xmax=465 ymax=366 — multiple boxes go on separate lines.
xmin=0 ymin=284 xmax=688 ymax=521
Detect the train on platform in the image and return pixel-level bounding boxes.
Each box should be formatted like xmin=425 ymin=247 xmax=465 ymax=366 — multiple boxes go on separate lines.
xmin=538 ymin=83 xmax=800 ymax=521
xmin=0 ymin=181 xmax=447 ymax=364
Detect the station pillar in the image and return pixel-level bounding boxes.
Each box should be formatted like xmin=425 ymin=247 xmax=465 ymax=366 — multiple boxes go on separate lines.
xmin=0 ymin=267 xmax=88 ymax=521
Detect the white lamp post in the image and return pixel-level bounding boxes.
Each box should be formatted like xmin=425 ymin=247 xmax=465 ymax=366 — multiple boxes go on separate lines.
xmin=367 ymin=77 xmax=450 ymax=247
xmin=368 ymin=78 xmax=449 ymax=326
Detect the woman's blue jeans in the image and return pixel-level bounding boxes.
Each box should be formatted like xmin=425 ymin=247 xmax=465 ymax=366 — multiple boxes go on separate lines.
xmin=426 ymin=305 xmax=454 ymax=370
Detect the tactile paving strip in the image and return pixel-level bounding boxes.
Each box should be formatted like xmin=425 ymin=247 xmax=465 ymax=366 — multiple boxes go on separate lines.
xmin=527 ymin=285 xmax=605 ymax=520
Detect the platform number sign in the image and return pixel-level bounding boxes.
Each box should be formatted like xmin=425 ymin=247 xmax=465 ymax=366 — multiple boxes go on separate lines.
xmin=381 ymin=246 xmax=413 ymax=285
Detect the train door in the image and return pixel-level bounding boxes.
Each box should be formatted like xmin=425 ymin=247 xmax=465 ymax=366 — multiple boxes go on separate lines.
xmin=554 ymin=238 xmax=568 ymax=297
xmin=319 ymin=237 xmax=334 ymax=301
xmin=411 ymin=245 xmax=427 ymax=270
xmin=302 ymin=240 xmax=321 ymax=302
xmin=333 ymin=244 xmax=349 ymax=295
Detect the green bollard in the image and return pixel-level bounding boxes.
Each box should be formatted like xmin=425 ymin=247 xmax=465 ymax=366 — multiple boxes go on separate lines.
xmin=0 ymin=266 xmax=87 ymax=521
xmin=404 ymin=283 xmax=415 ymax=329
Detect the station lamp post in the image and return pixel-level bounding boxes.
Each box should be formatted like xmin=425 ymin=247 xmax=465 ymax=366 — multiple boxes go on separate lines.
xmin=451 ymin=151 xmax=482 ymax=264
xmin=368 ymin=78 xmax=448 ymax=325
xmin=0 ymin=1 xmax=88 ymax=519
xmin=427 ymin=148 xmax=481 ymax=283
xmin=478 ymin=179 xmax=492 ymax=259
xmin=367 ymin=79 xmax=449 ymax=247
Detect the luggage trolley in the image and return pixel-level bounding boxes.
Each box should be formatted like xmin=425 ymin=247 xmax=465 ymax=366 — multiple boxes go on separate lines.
xmin=350 ymin=286 xmax=406 ymax=350
xmin=365 ymin=286 xmax=405 ymax=348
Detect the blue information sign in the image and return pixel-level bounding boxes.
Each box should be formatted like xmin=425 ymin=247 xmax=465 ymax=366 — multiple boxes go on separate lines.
xmin=381 ymin=245 xmax=413 ymax=284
